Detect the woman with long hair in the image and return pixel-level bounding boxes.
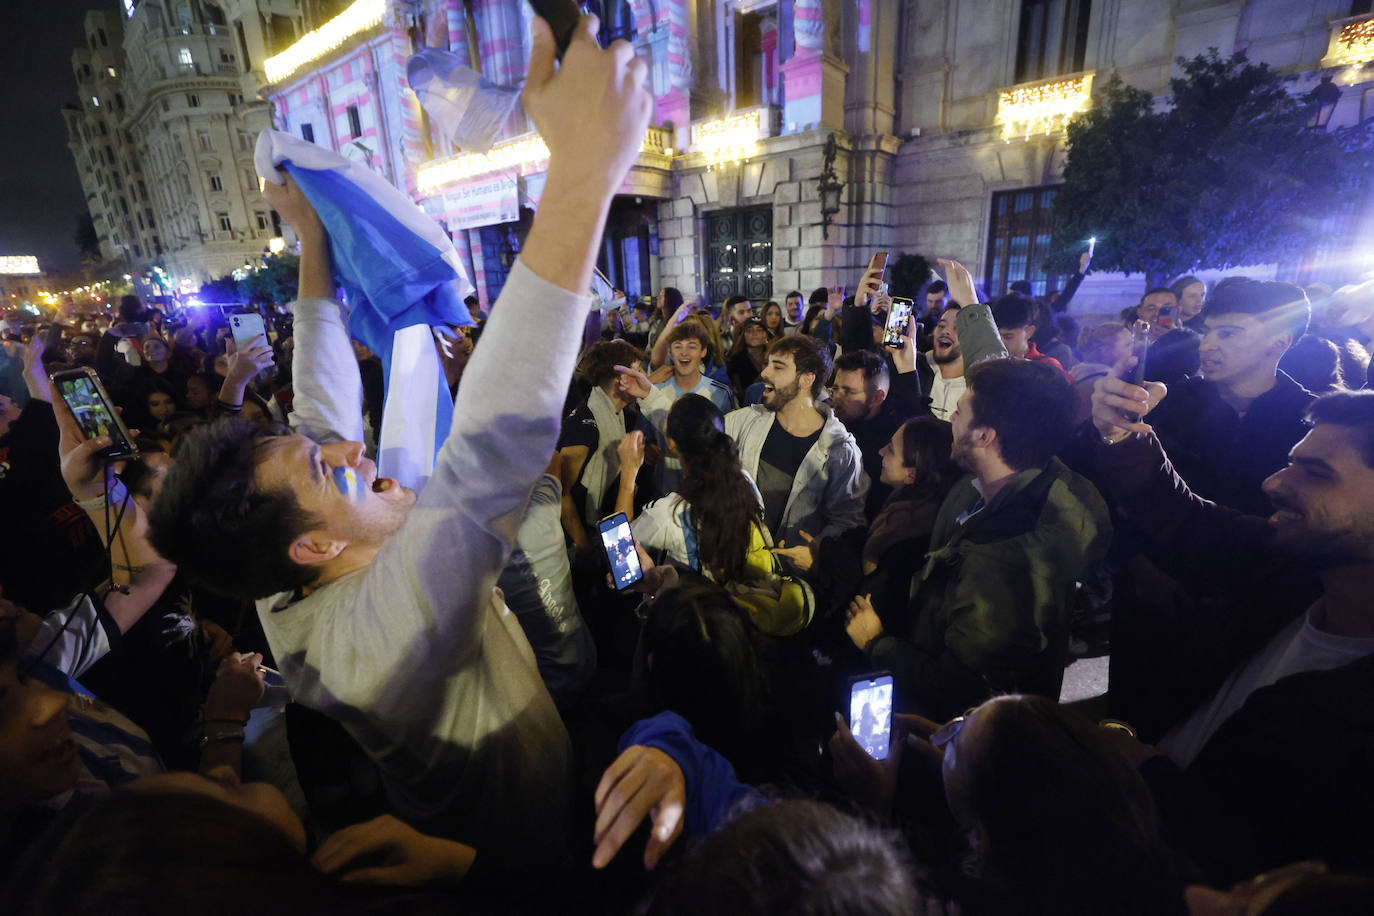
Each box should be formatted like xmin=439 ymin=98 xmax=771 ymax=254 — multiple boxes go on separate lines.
xmin=760 ymin=301 xmax=786 ymax=340
xmin=725 ymin=317 xmax=770 ymax=402
xmin=617 ymin=394 xmax=761 ymax=584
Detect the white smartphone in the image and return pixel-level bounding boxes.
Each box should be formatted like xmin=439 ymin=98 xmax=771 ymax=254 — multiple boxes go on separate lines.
xmin=229 ymin=313 xmax=266 ymax=352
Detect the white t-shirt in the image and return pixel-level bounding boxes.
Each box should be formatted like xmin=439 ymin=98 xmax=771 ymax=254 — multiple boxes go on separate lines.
xmin=926 ymin=353 xmax=966 ymax=421
xmin=1160 ymin=606 xmax=1374 ymax=767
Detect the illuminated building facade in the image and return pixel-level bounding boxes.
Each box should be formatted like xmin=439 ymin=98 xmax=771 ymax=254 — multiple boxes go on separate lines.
xmin=64 ymin=1 xmax=306 ymax=290
xmin=894 ymin=0 xmax=1374 ymax=301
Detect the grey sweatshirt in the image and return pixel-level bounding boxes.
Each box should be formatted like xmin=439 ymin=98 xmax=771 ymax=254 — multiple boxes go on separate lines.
xmin=255 ymin=260 xmax=582 ymax=864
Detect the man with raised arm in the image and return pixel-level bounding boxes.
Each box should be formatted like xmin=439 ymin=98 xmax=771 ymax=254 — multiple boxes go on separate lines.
xmin=147 ymin=16 xmax=652 ymax=865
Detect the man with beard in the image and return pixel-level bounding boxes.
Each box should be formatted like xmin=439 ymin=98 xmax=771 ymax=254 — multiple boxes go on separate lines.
xmin=844 ymin=358 xmax=1111 ymax=720
xmin=918 ymin=305 xmax=966 ymax=421
xmin=1090 ymin=380 xmax=1374 ymax=881
xmin=725 ymin=335 xmax=867 ymax=545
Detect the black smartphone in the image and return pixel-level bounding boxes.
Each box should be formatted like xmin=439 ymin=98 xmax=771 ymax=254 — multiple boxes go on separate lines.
xmin=43 ymin=324 xmax=65 ymax=350
xmin=51 ymin=367 xmax=139 ymax=461
xmin=1155 ymin=304 xmax=1179 ymax=331
xmin=882 ymin=298 xmax=913 ymax=349
xmin=598 ymin=512 xmax=644 ymax=591
xmin=527 ymin=0 xmax=582 ymax=57
xmin=848 ymin=671 xmax=894 ymax=760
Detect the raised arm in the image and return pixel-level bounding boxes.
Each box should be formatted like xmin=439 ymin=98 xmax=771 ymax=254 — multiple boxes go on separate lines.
xmin=262 ymin=176 xmax=364 ymax=444
xmin=341 ymin=17 xmax=653 ymax=675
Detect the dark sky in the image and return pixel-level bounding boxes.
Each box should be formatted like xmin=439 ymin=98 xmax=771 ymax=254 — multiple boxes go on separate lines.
xmin=0 ymin=0 xmax=116 ymax=277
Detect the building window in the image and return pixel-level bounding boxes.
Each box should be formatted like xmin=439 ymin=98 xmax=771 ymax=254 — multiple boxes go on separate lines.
xmin=153 ymin=236 xmax=162 ymax=254
xmin=208 ymin=173 xmax=223 ymax=191
xmin=145 ymin=208 xmax=155 ymax=226
xmin=98 ymin=121 xmax=108 ymax=136
xmin=237 ymin=131 xmax=252 ymax=152
xmin=217 ymin=212 xmax=232 ymax=231
xmin=347 ymin=104 xmax=362 ymax=139
xmin=173 ymin=135 xmax=184 ymax=156
xmin=98 ymin=28 xmax=108 ymax=47
xmin=734 ymin=5 xmax=780 ymax=109
xmin=187 ymin=93 xmax=200 ymax=107
xmin=91 ymin=95 xmax=100 ymax=108
xmin=985 ymin=186 xmax=1062 ymax=297
xmin=178 ymin=47 xmax=193 ymax=66
xmin=706 ymin=206 xmax=773 ymax=303
xmin=137 ymin=180 xmax=148 ymax=201
xmin=228 ymin=93 xmax=242 ymax=106
xmin=255 ymin=211 xmax=269 ymax=230
xmin=112 ymin=172 xmax=123 ymax=189
xmin=300 ymin=122 xmax=315 ymax=143
xmin=107 ymin=66 xmax=117 ymax=77
xmin=197 ymin=130 xmax=213 ymax=151
xmin=179 ymin=172 xmax=191 ymax=195
xmin=1014 ymin=0 xmax=1092 ymax=84
xmin=104 ymin=145 xmax=114 ymax=163
xmin=220 ymin=49 xmax=235 ymax=63
xmin=161 ymin=98 xmax=170 ymax=113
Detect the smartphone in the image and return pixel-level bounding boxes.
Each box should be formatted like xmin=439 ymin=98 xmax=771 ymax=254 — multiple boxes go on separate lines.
xmin=1155 ymin=304 xmax=1178 ymax=331
xmin=1123 ymin=320 xmax=1151 ymax=423
xmin=1087 ymin=237 xmax=1097 ymax=260
xmin=51 ymin=368 xmax=139 ymax=461
xmin=598 ymin=512 xmax=644 ymax=591
xmin=848 ymin=671 xmax=894 ymax=760
xmin=882 ymin=298 xmax=914 ymax=349
xmin=43 ymin=324 xmax=65 ymax=350
xmin=526 ymin=0 xmax=582 ymax=56
xmin=229 ymin=313 xmax=266 ymax=352
xmin=869 ymin=250 xmax=889 ymax=281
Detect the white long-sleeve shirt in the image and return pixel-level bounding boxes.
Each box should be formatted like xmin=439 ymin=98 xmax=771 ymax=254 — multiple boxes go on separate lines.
xmin=255 ymin=261 xmax=583 ymax=863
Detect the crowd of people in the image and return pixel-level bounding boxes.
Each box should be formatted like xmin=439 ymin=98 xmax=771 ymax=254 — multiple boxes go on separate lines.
xmin=4 ymin=16 xmax=1374 ymax=915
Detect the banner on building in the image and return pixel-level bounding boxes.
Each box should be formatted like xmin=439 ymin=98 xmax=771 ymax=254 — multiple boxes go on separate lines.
xmin=438 ymin=175 xmax=520 ymax=230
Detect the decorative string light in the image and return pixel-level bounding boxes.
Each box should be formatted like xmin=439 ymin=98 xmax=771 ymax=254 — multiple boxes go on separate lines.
xmin=264 ymin=0 xmax=386 ymax=84
xmin=417 ymin=129 xmax=675 ymax=194
xmin=997 ymin=75 xmax=1094 ymax=142
xmin=1330 ymin=17 xmax=1374 ymax=84
xmin=0 ymin=256 xmax=41 ymax=275
xmin=694 ymin=110 xmax=764 ymax=167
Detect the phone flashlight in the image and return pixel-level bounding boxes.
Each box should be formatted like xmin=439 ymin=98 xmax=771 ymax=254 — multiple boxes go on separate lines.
xmin=1087 ymin=237 xmax=1097 ymax=259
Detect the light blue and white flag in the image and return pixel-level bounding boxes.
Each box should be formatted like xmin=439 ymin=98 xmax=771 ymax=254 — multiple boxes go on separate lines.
xmin=407 ymin=48 xmax=521 ymax=154
xmin=255 ymin=129 xmax=476 ymax=494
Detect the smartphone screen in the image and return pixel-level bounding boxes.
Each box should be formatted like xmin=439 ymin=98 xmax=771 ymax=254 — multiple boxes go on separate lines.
xmin=53 ymin=369 xmax=138 ymax=461
xmin=598 ymin=512 xmax=644 ymax=591
xmin=849 ymin=672 xmax=894 ymax=760
xmin=882 ymin=299 xmax=913 ymax=349
xmin=1156 ymin=305 xmax=1178 ymax=330
xmin=229 ymin=313 xmax=267 ymax=353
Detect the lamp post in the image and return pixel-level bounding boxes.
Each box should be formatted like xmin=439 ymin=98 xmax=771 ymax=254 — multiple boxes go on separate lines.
xmin=818 ymin=134 xmax=844 ymax=241
xmin=1307 ymin=75 xmax=1341 ymax=130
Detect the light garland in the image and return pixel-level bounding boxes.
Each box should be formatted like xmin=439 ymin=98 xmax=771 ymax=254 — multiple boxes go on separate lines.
xmin=264 ymin=0 xmax=385 ymax=84
xmin=0 ymin=256 xmax=40 ymax=275
xmin=694 ymin=110 xmax=764 ymax=167
xmin=417 ymin=129 xmax=675 ymax=194
xmin=1331 ymin=17 xmax=1374 ymax=66
xmin=997 ymin=75 xmax=1094 ymax=142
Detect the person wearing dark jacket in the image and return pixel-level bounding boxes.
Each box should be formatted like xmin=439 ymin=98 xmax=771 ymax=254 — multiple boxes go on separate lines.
xmin=1145 ymin=278 xmax=1315 ymax=515
xmin=1090 ymin=378 xmax=1374 ymax=883
xmin=845 ymin=357 xmax=1111 ymax=721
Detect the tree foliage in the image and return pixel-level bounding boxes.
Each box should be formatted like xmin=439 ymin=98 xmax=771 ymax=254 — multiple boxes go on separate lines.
xmin=199 ymin=254 xmax=300 ymax=307
xmin=1051 ymin=50 xmax=1373 ymax=282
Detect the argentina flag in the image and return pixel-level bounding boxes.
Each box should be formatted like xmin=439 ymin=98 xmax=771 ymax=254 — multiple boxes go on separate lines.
xmin=255 ymin=129 xmax=475 ymax=494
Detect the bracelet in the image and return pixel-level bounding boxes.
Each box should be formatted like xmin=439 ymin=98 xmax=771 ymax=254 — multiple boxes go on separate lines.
xmin=199 ymin=729 xmax=246 ymax=748
xmin=1100 ymin=431 xmax=1132 ymax=446
xmin=216 ymin=399 xmax=243 ymax=413
xmin=74 ymin=480 xmax=129 ymax=512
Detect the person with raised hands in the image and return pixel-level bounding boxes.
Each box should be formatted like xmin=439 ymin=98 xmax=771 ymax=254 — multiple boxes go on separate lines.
xmin=145 ymin=12 xmax=653 ymax=866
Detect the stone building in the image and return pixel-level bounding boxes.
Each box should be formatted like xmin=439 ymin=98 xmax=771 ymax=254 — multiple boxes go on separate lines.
xmin=64 ymin=1 xmax=307 ymax=290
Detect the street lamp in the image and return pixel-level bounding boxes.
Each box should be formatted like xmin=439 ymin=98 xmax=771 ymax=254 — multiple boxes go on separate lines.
xmin=818 ymin=134 xmax=844 ymax=241
xmin=1307 ymin=75 xmax=1341 ymax=130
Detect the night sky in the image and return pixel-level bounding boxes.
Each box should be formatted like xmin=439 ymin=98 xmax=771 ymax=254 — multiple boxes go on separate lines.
xmin=0 ymin=1 xmax=115 ymax=277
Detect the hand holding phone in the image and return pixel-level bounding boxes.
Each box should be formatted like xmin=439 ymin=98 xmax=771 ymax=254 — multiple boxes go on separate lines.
xmin=599 ymin=513 xmax=644 ymax=590
xmin=51 ymin=368 xmax=139 ymax=463
xmin=527 ymin=0 xmax=582 ymax=57
xmin=857 ymin=251 xmax=889 ymax=312
xmin=229 ymin=313 xmax=267 ymax=353
xmin=882 ymin=300 xmax=913 ymax=350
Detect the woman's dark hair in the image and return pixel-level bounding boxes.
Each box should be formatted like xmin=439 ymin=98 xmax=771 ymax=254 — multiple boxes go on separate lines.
xmin=760 ymin=301 xmax=784 ymax=338
xmin=641 ymin=572 xmax=766 ymax=756
xmin=131 ymin=376 xmax=179 ymax=429
xmin=961 ymin=695 xmax=1184 ymax=916
xmin=120 ymin=439 xmax=167 ymax=500
xmin=644 ymin=800 xmax=915 ymax=916
xmin=802 ymin=304 xmax=826 ymax=334
xmin=189 ymin=371 xmax=224 ymax=397
xmin=147 ymin=418 xmax=322 ymax=599
xmin=896 ymin=417 xmax=957 ymax=492
xmin=7 ymin=792 xmax=447 ymax=916
xmin=578 ymin=340 xmax=647 ymax=388
xmin=658 ymin=286 xmax=684 ymax=319
xmin=1280 ymin=335 xmax=1345 ymax=394
xmin=667 ymin=395 xmax=762 ymax=583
